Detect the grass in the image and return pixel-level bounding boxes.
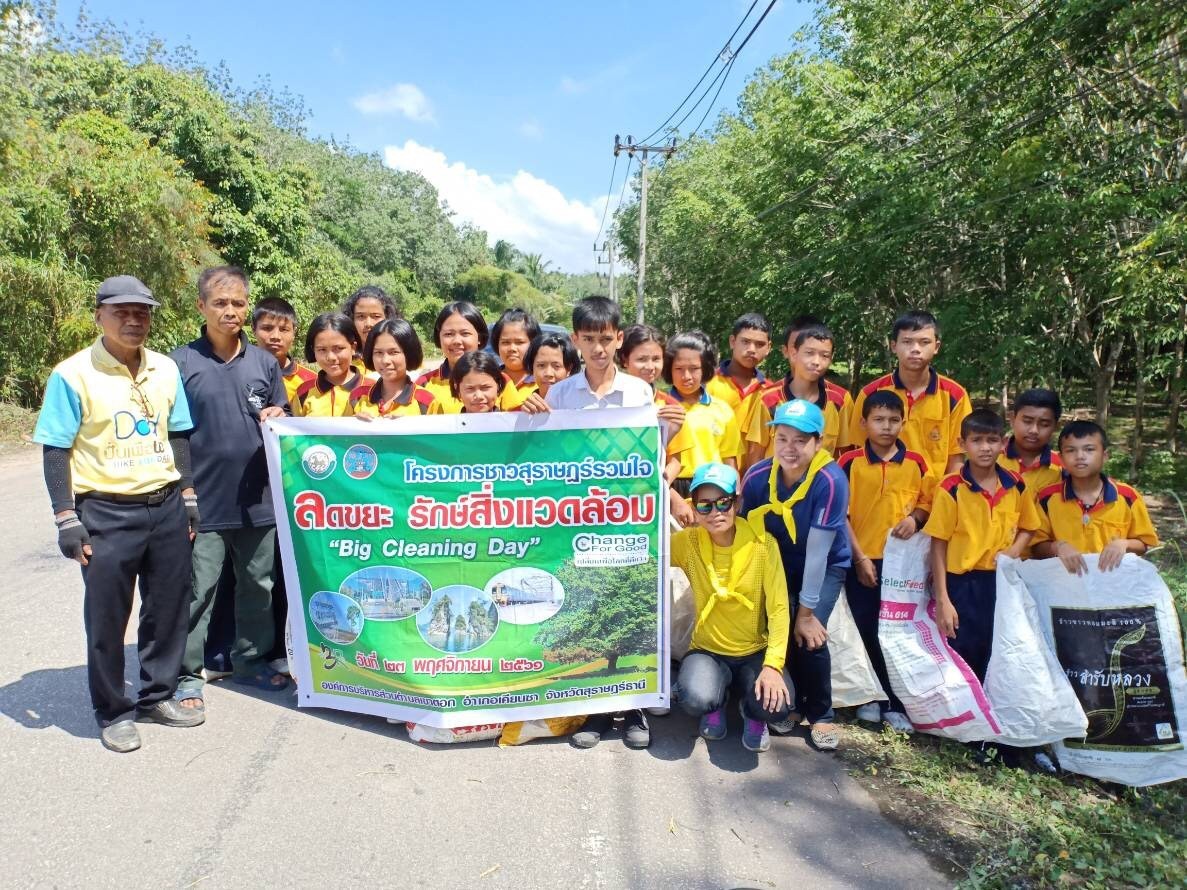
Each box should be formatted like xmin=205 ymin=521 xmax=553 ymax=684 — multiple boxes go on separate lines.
xmin=841 ymin=506 xmax=1187 ymax=888
xmin=0 ymin=402 xmax=36 ymax=456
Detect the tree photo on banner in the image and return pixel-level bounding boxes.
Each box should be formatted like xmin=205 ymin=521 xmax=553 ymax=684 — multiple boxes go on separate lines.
xmin=263 ymin=407 xmax=668 ymax=728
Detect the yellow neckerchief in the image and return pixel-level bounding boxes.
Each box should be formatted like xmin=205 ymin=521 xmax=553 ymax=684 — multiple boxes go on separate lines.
xmin=694 ymin=519 xmax=758 ymax=625
xmin=747 ymin=448 xmax=833 ymax=543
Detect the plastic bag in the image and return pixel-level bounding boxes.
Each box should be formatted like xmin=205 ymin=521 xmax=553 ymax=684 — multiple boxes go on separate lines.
xmin=878 ymin=534 xmax=1000 ymax=741
xmin=1017 ymin=554 xmax=1187 ymax=786
xmin=669 ymin=566 xmax=695 ymax=661
xmin=498 ymin=716 xmax=588 ymax=746
xmin=985 ymin=557 xmax=1088 ymax=747
xmin=828 ymin=588 xmax=886 ymax=707
xmin=405 ymin=723 xmax=504 ymax=745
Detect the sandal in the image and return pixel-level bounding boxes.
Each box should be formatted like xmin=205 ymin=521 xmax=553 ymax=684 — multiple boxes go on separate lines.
xmin=175 ymin=688 xmax=205 ymax=712
xmin=232 ymin=665 xmax=290 ymax=693
xmin=809 ymin=723 xmax=840 ymax=751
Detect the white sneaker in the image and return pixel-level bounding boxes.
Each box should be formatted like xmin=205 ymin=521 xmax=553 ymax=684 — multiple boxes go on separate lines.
xmin=883 ymin=711 xmax=914 ymax=734
xmin=768 ymin=713 xmax=801 ymax=735
xmin=1033 ymin=751 xmax=1058 ymax=774
xmin=645 ymin=706 xmax=670 ymax=716
xmin=269 ymin=657 xmax=290 ymax=676
xmin=856 ymin=702 xmax=882 ymax=723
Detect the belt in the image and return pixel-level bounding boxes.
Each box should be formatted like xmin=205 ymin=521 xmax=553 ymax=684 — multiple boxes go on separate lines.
xmin=81 ymin=482 xmax=177 ymax=505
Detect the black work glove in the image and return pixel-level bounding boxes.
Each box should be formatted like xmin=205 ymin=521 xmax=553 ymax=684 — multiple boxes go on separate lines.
xmin=55 ymin=512 xmax=91 ymax=561
xmin=184 ymin=493 xmax=200 ymax=535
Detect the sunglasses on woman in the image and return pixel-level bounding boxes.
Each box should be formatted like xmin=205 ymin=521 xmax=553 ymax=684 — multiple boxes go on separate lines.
xmin=693 ymin=495 xmax=735 ymax=515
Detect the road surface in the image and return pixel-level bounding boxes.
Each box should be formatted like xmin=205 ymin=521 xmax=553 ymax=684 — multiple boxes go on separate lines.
xmin=0 ymin=449 xmax=949 ymax=889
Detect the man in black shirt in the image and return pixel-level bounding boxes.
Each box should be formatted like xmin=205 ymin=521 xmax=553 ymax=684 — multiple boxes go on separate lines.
xmin=171 ymin=267 xmax=291 ymax=712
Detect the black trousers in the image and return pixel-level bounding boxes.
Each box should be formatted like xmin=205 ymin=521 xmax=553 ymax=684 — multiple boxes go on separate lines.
xmin=77 ymin=489 xmax=192 ymax=723
xmin=845 ymin=559 xmax=905 ymax=713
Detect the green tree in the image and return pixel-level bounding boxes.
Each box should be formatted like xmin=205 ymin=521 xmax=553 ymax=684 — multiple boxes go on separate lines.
xmin=535 ymin=561 xmax=658 ymax=672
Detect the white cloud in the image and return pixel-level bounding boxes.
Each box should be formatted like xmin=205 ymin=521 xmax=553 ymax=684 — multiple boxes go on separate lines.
xmin=518 ymin=119 xmax=543 ymax=140
xmin=559 ymin=76 xmax=588 ymax=95
xmin=352 ymin=83 xmax=435 ymax=122
xmin=384 ymin=140 xmax=608 ymax=274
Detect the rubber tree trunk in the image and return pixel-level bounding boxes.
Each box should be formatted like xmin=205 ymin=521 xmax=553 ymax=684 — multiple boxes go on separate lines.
xmin=1131 ymin=334 xmax=1146 ymax=479
xmin=1169 ymin=300 xmax=1186 ymax=454
xmin=1095 ymin=340 xmax=1123 ymax=427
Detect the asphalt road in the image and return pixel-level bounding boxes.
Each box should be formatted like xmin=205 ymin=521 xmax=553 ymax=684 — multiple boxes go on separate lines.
xmin=0 ymin=449 xmax=949 ymax=889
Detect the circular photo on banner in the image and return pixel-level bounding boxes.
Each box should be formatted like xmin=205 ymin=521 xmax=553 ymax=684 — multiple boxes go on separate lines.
xmin=416 ymin=585 xmax=499 ymax=654
xmin=485 ymin=568 xmax=566 ymax=625
xmin=339 ymin=566 xmax=432 ymax=621
xmin=308 ymin=590 xmax=364 ymax=645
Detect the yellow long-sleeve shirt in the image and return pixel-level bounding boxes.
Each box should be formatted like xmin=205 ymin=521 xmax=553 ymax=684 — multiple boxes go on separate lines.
xmin=669 ymin=519 xmax=790 ymax=671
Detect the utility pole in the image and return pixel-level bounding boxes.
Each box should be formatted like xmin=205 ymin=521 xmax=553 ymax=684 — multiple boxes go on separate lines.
xmin=595 ymin=231 xmax=617 ymax=302
xmin=614 ymin=135 xmax=677 ymax=324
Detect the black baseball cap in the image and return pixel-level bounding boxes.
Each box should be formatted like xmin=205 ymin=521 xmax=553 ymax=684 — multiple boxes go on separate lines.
xmin=96 ymin=275 xmax=160 ymax=308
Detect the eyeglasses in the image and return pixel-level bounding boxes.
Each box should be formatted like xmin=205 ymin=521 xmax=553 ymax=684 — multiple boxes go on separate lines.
xmin=129 ymin=380 xmax=154 ymax=420
xmin=693 ymin=496 xmax=735 ymax=515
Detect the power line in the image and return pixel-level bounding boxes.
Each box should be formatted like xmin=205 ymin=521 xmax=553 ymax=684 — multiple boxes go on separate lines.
xmin=593 ymin=152 xmax=619 ymax=249
xmin=636 ymin=0 xmax=760 ymax=146
xmin=756 ymin=0 xmax=1063 ymax=219
xmin=689 ymin=53 xmax=737 ymax=136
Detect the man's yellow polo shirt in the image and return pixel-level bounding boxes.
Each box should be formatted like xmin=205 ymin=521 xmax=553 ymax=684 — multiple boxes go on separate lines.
xmin=669 ymin=519 xmax=790 ymax=671
xmin=1032 ymin=475 xmax=1160 ymax=553
xmin=838 ymin=440 xmax=934 ymax=559
xmin=296 ymin=370 xmax=362 ymax=417
xmin=416 ymin=362 xmax=528 ymax=414
xmin=997 ymin=437 xmax=1063 ymax=492
xmin=33 ymin=337 xmax=193 ymax=496
xmin=923 ymin=463 xmax=1040 ymax=573
xmin=668 ymin=388 xmax=742 ymax=479
xmin=850 ymin=368 xmax=971 ymax=479
xmin=748 ymin=377 xmax=853 ymax=457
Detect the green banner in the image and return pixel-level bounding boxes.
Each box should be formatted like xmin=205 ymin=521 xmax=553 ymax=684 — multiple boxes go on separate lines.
xmin=264 ymin=408 xmax=668 ymax=727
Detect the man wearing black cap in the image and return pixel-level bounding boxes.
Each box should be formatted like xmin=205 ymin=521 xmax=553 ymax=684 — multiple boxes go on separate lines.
xmin=33 ymin=274 xmax=205 ymax=753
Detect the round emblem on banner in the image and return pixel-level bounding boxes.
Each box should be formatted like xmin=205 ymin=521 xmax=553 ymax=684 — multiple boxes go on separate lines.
xmin=301 ymin=444 xmax=337 ymax=480
xmin=343 ymin=444 xmax=378 ymax=480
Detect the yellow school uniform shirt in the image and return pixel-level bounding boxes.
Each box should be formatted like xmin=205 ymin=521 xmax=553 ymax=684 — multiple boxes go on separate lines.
xmin=669 ymin=519 xmax=790 ymax=671
xmin=748 ymin=377 xmax=853 ymax=457
xmin=279 ymin=358 xmax=317 ymax=408
xmin=923 ymin=463 xmax=1040 ymax=573
xmin=706 ymin=363 xmax=767 ymax=465
xmin=296 ymin=370 xmax=362 ymax=417
xmin=416 ymin=363 xmax=528 ymax=414
xmin=850 ymin=368 xmax=972 ymax=480
xmin=1032 ymin=475 xmax=1160 ymax=553
xmin=668 ymin=388 xmax=742 ymax=479
xmin=349 ymin=379 xmax=437 ymax=418
xmin=654 ymin=390 xmax=694 ymax=463
xmin=33 ymin=337 xmax=192 ymax=496
xmin=837 ymin=440 xmax=934 ymax=559
xmin=997 ymin=437 xmax=1064 ymax=492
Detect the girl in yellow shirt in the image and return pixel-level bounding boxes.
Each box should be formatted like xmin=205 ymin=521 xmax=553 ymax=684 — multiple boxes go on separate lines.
xmin=295 ymin=313 xmax=363 ymax=417
xmin=669 ymin=463 xmax=792 ymax=753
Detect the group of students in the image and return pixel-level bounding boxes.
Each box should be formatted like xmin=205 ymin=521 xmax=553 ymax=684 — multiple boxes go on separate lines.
xmin=39 ymin=267 xmax=1161 ymax=764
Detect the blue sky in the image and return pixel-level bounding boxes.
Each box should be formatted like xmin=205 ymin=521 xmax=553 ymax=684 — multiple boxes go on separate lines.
xmin=57 ymin=1 xmax=814 ymax=272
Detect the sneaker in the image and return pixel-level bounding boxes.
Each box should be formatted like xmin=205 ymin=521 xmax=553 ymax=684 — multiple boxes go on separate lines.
xmin=136 ymin=699 xmax=205 ymax=728
xmin=203 ymin=651 xmax=232 ymax=681
xmin=698 ymin=706 xmax=727 ymax=741
xmin=100 ymin=718 xmax=141 ymax=753
xmin=740 ymin=701 xmax=770 ymax=752
xmin=269 ymin=657 xmax=290 ymax=676
xmin=571 ymin=713 xmax=614 ymax=749
xmin=1033 ymin=751 xmax=1058 ymax=774
xmin=645 ymin=706 xmax=670 ymax=716
xmin=623 ymin=710 xmax=650 ymax=749
xmin=768 ymin=712 xmax=801 ymax=735
xmin=809 ymin=723 xmax=840 ymax=751
xmin=883 ymin=711 xmax=914 ymax=734
xmin=856 ymin=702 xmax=882 ymax=723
